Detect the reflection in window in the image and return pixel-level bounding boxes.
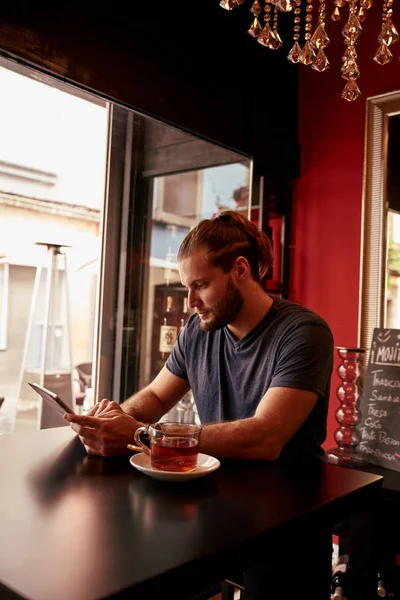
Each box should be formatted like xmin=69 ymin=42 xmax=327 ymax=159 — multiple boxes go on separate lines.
xmin=386 ymin=212 xmax=400 ymax=328
xmin=141 ymin=162 xmax=251 ymax=395
xmin=386 ymin=114 xmax=400 ymax=330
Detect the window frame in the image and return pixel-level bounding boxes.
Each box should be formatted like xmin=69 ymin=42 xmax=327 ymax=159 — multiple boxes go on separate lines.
xmin=0 ymin=262 xmax=9 ymax=350
xmin=359 ymin=91 xmax=400 ymax=353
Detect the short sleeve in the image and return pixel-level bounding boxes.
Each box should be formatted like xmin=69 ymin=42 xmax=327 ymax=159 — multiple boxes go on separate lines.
xmin=269 ymin=322 xmax=334 ymax=396
xmin=165 ymin=325 xmax=189 ymax=380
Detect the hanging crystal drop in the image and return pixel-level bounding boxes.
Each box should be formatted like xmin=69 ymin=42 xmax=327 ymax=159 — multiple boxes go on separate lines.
xmin=373 ymin=42 xmax=393 ymax=65
xmin=360 ymin=0 xmax=373 ymax=8
xmin=257 ymin=23 xmax=280 ymax=49
xmin=273 ymin=28 xmax=283 ymax=48
xmin=310 ymin=23 xmax=331 ymax=49
xmin=287 ymin=41 xmax=302 ymax=62
xmin=300 ymin=41 xmax=315 ymax=65
xmin=220 ymin=0 xmax=239 ymax=10
xmin=250 ymin=0 xmax=262 ymax=16
xmin=312 ymin=49 xmax=330 ymax=71
xmin=274 ymin=0 xmax=295 ymax=12
xmin=341 ymin=78 xmax=361 ymax=101
xmin=331 ymin=7 xmax=342 ymax=20
xmin=378 ymin=18 xmax=399 ymax=46
xmin=341 ymin=58 xmax=360 ymax=79
xmin=358 ymin=7 xmax=367 ymax=22
xmin=248 ymin=17 xmax=263 ymax=37
xmin=342 ymin=45 xmax=357 ymax=60
xmin=342 ymin=13 xmax=362 ymax=42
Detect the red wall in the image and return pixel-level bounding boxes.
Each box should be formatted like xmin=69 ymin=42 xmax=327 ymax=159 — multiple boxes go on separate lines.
xmin=292 ymin=5 xmax=400 ymax=448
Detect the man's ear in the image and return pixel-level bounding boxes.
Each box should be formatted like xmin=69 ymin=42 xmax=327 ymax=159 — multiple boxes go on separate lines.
xmin=234 ymin=256 xmax=250 ymax=281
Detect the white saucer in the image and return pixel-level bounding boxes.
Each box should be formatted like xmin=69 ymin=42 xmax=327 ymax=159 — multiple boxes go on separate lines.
xmin=129 ymin=452 xmax=220 ymax=482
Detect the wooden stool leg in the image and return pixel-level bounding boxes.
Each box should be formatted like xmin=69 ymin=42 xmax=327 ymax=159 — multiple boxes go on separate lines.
xmin=221 ymin=581 xmax=236 ymax=600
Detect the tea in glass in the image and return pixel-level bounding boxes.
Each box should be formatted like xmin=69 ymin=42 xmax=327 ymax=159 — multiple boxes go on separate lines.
xmin=134 ymin=422 xmax=201 ymax=472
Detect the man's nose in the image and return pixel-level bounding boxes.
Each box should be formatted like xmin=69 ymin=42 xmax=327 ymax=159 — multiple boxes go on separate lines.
xmin=188 ymin=290 xmax=200 ymax=309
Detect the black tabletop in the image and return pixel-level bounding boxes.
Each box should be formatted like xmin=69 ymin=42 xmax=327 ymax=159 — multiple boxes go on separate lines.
xmin=359 ymin=462 xmax=400 ymax=499
xmin=0 ymin=428 xmax=382 ymax=600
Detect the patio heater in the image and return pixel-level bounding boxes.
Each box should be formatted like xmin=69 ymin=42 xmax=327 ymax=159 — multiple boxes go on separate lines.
xmin=16 ymin=242 xmax=74 ymax=430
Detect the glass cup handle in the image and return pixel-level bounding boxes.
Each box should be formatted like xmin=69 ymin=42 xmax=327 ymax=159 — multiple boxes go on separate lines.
xmin=134 ymin=426 xmax=151 ymax=455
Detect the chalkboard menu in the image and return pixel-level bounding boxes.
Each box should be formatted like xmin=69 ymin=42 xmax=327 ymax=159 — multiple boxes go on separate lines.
xmin=358 ymin=328 xmax=400 ymax=472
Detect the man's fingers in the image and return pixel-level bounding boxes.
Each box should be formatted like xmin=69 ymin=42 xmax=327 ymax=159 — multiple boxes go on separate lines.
xmin=71 ymin=423 xmax=101 ymax=439
xmin=102 ymin=401 xmax=122 ymax=413
xmin=81 ymin=439 xmax=101 ymax=453
xmin=93 ymin=399 xmax=112 ymax=414
xmin=84 ymin=399 xmax=120 ymax=417
xmin=85 ymin=404 xmax=101 ymax=417
xmin=64 ymin=413 xmax=103 ymax=428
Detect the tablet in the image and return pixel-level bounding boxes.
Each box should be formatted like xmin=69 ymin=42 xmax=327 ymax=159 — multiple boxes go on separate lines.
xmin=28 ymin=382 xmax=74 ymax=416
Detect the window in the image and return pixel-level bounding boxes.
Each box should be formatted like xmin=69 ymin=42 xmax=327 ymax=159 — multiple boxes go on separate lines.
xmin=0 ymin=55 xmax=252 ymax=433
xmin=0 ymin=263 xmax=9 ymax=350
xmin=360 ymin=92 xmax=400 ymax=352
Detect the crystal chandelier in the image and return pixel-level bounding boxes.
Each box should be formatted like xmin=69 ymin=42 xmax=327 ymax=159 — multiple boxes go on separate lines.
xmin=219 ymin=0 xmax=399 ymax=101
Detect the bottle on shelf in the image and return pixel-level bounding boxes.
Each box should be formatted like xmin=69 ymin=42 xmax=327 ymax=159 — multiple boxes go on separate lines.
xmin=377 ymin=569 xmax=398 ymax=599
xmin=331 ymin=554 xmax=350 ymax=600
xmin=377 ymin=572 xmax=387 ymax=598
xmin=179 ymin=297 xmax=189 ymax=333
xmin=159 ymin=295 xmax=178 ymax=360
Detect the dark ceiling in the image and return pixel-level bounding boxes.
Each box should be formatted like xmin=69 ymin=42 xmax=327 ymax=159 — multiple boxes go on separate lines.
xmin=0 ymin=0 xmax=300 ymax=176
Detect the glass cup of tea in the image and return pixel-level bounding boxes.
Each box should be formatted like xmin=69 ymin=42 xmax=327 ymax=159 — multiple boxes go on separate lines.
xmin=134 ymin=422 xmax=201 ymax=472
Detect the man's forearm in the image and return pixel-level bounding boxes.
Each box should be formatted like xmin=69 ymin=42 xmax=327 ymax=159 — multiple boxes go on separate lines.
xmin=120 ymin=387 xmax=167 ymax=423
xmin=199 ymin=418 xmax=280 ymax=461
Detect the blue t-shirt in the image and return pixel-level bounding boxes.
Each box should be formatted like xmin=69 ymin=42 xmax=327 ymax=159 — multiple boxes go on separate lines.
xmin=166 ymin=295 xmax=334 ymax=464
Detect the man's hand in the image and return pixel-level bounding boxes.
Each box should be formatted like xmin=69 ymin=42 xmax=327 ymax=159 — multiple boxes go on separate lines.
xmin=64 ymin=400 xmax=141 ymax=456
xmin=85 ymin=398 xmax=126 ymax=417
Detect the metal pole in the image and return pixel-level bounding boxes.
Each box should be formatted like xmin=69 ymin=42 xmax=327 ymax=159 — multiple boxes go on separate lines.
xmin=37 ymin=246 xmax=55 ymax=428
xmin=16 ymin=259 xmax=43 ymax=412
xmin=62 ymin=249 xmax=75 ymax=409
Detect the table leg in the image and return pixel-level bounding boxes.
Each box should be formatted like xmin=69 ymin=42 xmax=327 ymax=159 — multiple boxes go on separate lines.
xmin=338 ymin=509 xmax=378 ymax=600
xmin=240 ymin=526 xmax=332 ymax=600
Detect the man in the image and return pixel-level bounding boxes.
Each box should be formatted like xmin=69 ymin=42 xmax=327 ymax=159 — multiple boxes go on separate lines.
xmin=65 ymin=210 xmax=334 ymax=599
xmin=65 ymin=210 xmax=333 ymax=464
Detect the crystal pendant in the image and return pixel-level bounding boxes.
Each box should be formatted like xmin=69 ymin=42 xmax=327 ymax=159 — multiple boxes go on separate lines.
xmin=358 ymin=7 xmax=367 ymax=22
xmin=310 ymin=23 xmax=330 ymax=49
xmin=373 ymin=42 xmax=393 ymax=65
xmin=248 ymin=17 xmax=262 ymax=37
xmin=342 ymin=46 xmax=357 ymax=60
xmin=331 ymin=7 xmax=342 ymax=21
xmin=360 ymin=0 xmax=373 ymax=8
xmin=341 ymin=78 xmax=361 ymax=102
xmin=257 ymin=23 xmax=281 ymax=49
xmin=312 ymin=49 xmax=330 ymax=71
xmin=300 ymin=41 xmax=315 ymax=65
xmin=335 ymin=0 xmax=347 ymax=7
xmin=287 ymin=41 xmax=302 ymax=62
xmin=273 ymin=28 xmax=283 ymax=48
xmin=250 ymin=0 xmax=262 ymax=16
xmin=378 ymin=18 xmax=399 ymax=46
xmin=342 ymin=14 xmax=362 ymax=42
xmin=341 ymin=58 xmax=360 ymax=80
xmin=274 ymin=0 xmax=295 ymax=12
xmin=220 ymin=0 xmax=239 ymax=10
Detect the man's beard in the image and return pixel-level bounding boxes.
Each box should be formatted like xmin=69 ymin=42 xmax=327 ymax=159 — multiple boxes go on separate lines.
xmin=199 ymin=277 xmax=244 ymax=332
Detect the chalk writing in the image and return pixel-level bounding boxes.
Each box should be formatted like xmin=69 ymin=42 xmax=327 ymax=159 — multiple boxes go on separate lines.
xmin=358 ymin=328 xmax=400 ymax=473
